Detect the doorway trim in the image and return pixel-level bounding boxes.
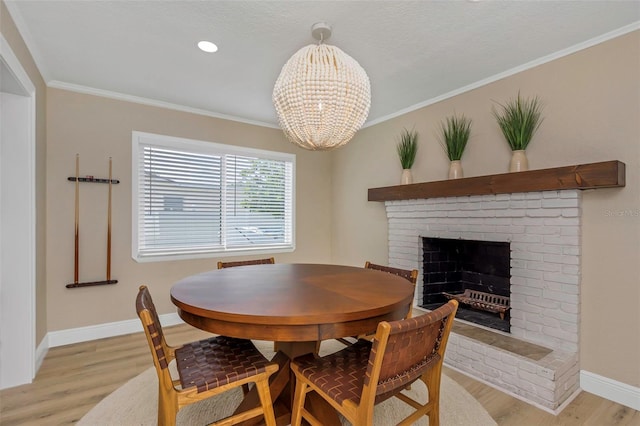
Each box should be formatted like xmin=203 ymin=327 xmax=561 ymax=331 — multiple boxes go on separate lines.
xmin=0 ymin=33 xmax=37 ymax=389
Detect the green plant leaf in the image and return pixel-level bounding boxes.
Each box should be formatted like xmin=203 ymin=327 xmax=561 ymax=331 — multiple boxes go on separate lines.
xmin=396 ymin=128 xmax=418 ymax=169
xmin=438 ymin=114 xmax=472 ymax=161
xmin=492 ymin=92 xmax=544 ymax=151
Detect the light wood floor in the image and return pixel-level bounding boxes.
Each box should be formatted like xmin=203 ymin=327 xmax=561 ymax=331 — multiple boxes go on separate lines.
xmin=1 ymin=324 xmax=638 ymax=425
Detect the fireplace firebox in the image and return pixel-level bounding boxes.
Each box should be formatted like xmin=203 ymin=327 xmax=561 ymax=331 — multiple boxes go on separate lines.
xmin=420 ymin=237 xmax=511 ymax=332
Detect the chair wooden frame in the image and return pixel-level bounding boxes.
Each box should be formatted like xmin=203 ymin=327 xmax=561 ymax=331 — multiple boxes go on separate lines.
xmin=291 ymin=300 xmax=458 ymax=426
xmin=217 ymin=257 xmax=275 ymax=269
xmin=136 ymin=285 xmax=278 ymax=426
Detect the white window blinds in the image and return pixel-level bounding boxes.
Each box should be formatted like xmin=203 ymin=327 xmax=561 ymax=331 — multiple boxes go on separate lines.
xmin=132 ymin=132 xmax=295 ymax=261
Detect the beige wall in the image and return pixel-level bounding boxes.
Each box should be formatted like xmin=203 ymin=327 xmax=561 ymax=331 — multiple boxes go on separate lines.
xmin=331 ymin=31 xmax=640 ymax=388
xmin=1 ymin=1 xmax=48 ymax=344
xmin=46 ymin=89 xmax=332 ymax=330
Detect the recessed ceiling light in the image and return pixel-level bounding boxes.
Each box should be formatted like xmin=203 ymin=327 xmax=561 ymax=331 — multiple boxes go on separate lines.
xmin=198 ymin=41 xmax=218 ymax=53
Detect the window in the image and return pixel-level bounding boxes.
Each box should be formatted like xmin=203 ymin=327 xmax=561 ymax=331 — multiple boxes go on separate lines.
xmin=132 ymin=131 xmax=295 ymax=262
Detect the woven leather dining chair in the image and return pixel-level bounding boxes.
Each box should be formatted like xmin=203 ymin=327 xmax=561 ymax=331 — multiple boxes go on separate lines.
xmin=336 ymin=261 xmax=419 ymax=347
xmin=364 ymin=261 xmax=418 ymax=318
xmin=217 ymin=257 xmax=277 ymax=353
xmin=217 ymin=257 xmax=275 ymax=269
xmin=291 ymin=300 xmax=458 ymax=426
xmin=136 ymin=285 xmax=278 ymax=426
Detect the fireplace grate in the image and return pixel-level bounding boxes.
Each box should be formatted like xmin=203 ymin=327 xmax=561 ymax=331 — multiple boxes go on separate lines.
xmin=443 ymin=289 xmax=510 ymax=320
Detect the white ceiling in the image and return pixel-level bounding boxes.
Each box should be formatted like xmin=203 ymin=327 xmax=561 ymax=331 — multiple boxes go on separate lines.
xmin=5 ymin=1 xmax=640 ymax=128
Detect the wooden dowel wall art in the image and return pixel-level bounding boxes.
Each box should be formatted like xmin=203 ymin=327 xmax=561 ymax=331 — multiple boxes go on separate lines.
xmin=66 ymin=155 xmax=119 ymax=289
xmin=74 ymin=154 xmax=80 ymax=284
xmin=107 ymin=157 xmax=112 ymax=282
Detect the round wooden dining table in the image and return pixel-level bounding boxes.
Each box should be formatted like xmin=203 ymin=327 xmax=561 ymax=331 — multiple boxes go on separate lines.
xmin=170 ymin=263 xmax=415 ymax=426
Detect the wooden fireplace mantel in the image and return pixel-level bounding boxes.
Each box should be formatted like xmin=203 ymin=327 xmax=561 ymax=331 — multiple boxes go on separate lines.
xmin=368 ymin=160 xmax=625 ymax=202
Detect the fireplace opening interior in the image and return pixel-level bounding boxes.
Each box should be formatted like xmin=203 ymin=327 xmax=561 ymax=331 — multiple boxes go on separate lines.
xmin=420 ymin=237 xmax=511 ymax=332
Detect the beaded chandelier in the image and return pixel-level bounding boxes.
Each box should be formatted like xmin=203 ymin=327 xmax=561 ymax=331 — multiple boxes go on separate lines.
xmin=273 ymin=23 xmax=371 ymax=151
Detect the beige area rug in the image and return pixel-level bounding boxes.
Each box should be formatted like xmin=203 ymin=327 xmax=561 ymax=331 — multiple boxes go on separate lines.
xmin=79 ymin=340 xmax=496 ymax=426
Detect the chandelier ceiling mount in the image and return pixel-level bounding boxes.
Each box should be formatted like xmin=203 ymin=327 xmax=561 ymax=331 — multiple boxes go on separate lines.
xmin=310 ymin=22 xmax=332 ymax=43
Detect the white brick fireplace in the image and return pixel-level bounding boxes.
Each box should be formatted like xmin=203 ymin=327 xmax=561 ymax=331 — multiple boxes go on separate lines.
xmin=385 ymin=189 xmax=582 ymax=411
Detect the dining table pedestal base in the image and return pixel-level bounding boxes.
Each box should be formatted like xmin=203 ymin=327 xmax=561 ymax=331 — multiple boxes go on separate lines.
xmin=234 ymin=341 xmax=341 ymax=426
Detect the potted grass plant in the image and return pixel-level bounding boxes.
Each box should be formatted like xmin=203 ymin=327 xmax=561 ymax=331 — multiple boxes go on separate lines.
xmin=492 ymin=92 xmax=544 ymax=172
xmin=439 ymin=114 xmax=472 ymax=179
xmin=396 ymin=128 xmax=418 ymax=184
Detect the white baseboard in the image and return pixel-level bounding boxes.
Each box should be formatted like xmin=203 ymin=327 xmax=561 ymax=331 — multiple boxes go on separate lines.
xmin=47 ymin=313 xmax=184 ymax=348
xmin=35 ymin=334 xmax=49 ymax=373
xmin=580 ymin=370 xmax=640 ymax=411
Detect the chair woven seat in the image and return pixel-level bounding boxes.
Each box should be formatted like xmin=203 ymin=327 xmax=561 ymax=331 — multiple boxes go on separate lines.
xmin=176 ymin=336 xmax=272 ymax=393
xmin=295 ymin=340 xmax=372 ymax=405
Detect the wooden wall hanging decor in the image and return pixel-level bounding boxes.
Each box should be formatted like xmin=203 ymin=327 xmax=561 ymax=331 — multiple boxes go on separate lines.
xmin=66 ymin=155 xmax=119 ymax=288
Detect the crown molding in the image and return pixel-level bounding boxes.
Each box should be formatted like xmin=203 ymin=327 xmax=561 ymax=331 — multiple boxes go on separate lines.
xmin=47 ymin=80 xmax=280 ymax=129
xmin=364 ymin=21 xmax=640 ymax=128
